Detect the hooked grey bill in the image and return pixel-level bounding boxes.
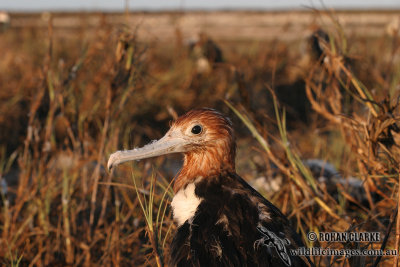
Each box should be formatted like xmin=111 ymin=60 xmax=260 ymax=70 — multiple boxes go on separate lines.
xmin=107 ymin=134 xmax=188 ymax=171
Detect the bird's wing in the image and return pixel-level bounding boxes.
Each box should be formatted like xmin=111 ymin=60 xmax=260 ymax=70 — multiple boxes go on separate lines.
xmin=233 ymin=173 xmax=314 ymax=267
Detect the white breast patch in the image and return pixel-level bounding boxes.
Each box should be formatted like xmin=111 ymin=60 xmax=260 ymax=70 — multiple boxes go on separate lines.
xmin=171 ymin=183 xmax=203 ymax=226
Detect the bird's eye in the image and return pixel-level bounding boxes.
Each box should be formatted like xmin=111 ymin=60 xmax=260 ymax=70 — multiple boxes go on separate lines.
xmin=191 ymin=125 xmax=202 ymax=135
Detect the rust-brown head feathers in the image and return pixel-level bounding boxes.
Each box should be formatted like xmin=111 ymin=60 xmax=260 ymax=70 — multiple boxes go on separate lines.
xmin=172 ymin=108 xmax=236 ymax=191
xmin=107 ymin=108 xmax=236 ymax=192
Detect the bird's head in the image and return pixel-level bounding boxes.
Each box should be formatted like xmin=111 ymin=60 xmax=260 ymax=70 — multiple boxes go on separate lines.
xmin=108 ymin=108 xmax=236 ymax=191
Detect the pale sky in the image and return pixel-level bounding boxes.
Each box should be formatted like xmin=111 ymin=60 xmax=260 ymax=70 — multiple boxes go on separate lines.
xmin=1 ymin=0 xmax=399 ymax=12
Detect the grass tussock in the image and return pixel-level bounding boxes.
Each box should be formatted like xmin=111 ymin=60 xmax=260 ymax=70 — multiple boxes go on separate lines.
xmin=0 ymin=10 xmax=400 ymax=266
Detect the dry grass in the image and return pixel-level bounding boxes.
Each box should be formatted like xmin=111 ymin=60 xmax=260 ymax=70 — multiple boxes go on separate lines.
xmin=0 ymin=10 xmax=399 ymax=266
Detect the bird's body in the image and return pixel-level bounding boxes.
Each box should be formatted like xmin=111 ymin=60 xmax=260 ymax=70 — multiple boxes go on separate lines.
xmin=170 ymin=170 xmax=309 ymax=267
xmin=108 ymin=108 xmax=312 ymax=267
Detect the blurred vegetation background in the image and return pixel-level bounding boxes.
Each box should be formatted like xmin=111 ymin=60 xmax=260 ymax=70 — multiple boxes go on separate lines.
xmin=0 ymin=10 xmax=400 ymax=266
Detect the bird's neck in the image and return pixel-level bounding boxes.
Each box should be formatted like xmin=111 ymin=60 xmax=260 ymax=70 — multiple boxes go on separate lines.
xmin=173 ymin=147 xmax=235 ymax=193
